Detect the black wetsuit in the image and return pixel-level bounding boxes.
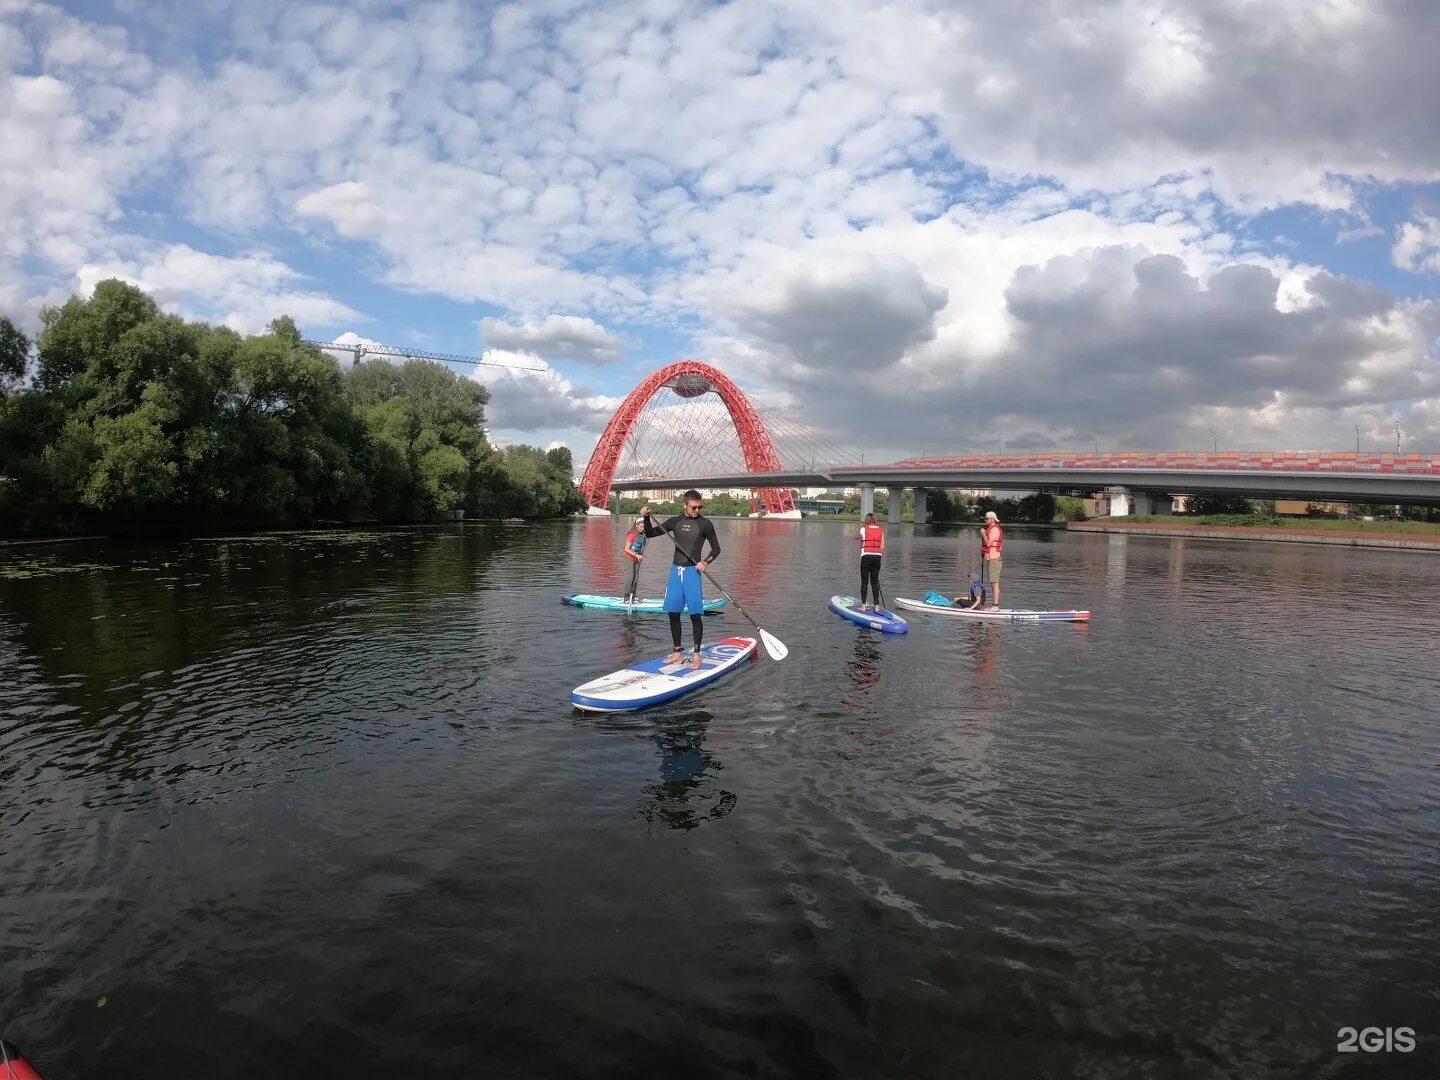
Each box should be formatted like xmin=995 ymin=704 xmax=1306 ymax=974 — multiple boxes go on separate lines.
xmin=644 ymin=512 xmax=721 ymax=651
xmin=645 ymin=513 xmax=721 ymax=567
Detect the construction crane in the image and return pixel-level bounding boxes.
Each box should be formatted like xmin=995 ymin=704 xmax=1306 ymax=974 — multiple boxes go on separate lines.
xmin=304 ymin=339 xmax=546 ymax=372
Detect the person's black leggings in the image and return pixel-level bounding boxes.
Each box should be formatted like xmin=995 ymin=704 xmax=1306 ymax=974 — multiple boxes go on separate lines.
xmin=669 ymin=612 xmax=704 ymax=651
xmin=860 ymin=554 xmax=882 ymax=605
xmin=626 ymin=560 xmax=640 ymax=599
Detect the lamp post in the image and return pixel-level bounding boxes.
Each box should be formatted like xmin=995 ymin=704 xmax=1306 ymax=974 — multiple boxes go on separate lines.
xmin=1355 ymin=424 xmax=1360 ymax=455
xmin=1208 ymin=427 xmax=1217 ymax=454
xmin=1395 ymin=420 xmax=1402 ymax=454
xmin=1093 ymin=434 xmax=1101 ymax=455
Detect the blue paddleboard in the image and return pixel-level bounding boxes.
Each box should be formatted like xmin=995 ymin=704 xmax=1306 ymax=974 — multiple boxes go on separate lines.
xmin=562 ymin=593 xmax=726 ymax=614
xmin=571 ymin=636 xmax=758 ymax=712
xmin=828 ymin=595 xmax=909 ymax=634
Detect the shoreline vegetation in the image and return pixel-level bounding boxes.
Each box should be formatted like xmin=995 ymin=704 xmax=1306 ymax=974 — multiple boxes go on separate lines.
xmin=0 ymin=281 xmax=587 ymax=539
xmin=1067 ymin=517 xmax=1440 ymax=550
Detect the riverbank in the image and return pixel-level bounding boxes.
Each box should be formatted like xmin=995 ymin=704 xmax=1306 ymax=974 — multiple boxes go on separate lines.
xmin=1067 ymin=518 xmax=1440 ymax=551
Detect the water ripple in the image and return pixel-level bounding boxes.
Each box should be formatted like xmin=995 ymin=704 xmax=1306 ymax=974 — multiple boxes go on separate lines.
xmin=1 ymin=525 xmax=1437 ymax=1078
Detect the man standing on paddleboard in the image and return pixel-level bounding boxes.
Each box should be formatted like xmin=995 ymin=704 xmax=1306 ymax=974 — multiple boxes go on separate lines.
xmin=981 ymin=510 xmax=1003 ymax=610
xmin=642 ymin=490 xmax=721 ymax=670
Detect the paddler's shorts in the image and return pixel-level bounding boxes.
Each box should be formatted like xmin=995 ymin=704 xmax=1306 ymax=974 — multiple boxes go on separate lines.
xmin=664 ymin=564 xmax=704 ymax=613
xmin=982 ymin=558 xmax=1002 ymax=584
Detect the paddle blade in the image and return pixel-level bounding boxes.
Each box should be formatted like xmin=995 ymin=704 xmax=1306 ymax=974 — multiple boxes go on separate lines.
xmin=759 ymin=629 xmax=788 ymax=661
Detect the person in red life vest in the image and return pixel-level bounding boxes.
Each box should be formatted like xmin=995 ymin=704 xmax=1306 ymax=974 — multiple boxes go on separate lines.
xmin=980 ymin=510 xmax=1004 ymax=610
xmin=622 ymin=516 xmax=646 ymax=604
xmin=858 ymin=511 xmax=886 ymax=611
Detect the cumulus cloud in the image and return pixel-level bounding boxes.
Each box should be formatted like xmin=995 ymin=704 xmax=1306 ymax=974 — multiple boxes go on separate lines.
xmin=317 ymin=331 xmax=388 ymax=370
xmin=74 ymin=245 xmax=359 ymax=334
xmin=994 ymin=251 xmax=1439 ymax=421
xmin=1393 ymin=210 xmax=1440 ymax=274
xmin=4 ymin=0 xmax=1440 ymax=457
xmin=925 ymin=0 xmax=1440 ymax=210
xmin=710 ymin=249 xmax=948 ymax=371
xmin=472 ymin=351 xmax=620 ymax=434
xmin=702 ymin=225 xmax=1440 ymax=452
xmin=479 ymin=314 xmax=626 ymax=364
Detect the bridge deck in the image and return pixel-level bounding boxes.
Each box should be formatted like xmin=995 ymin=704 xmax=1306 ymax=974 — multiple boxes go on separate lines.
xmin=607 ymin=452 xmax=1440 ymax=505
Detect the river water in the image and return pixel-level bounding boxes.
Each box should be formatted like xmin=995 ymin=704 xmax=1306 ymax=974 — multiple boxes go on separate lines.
xmin=1 ymin=520 xmax=1437 ymax=1079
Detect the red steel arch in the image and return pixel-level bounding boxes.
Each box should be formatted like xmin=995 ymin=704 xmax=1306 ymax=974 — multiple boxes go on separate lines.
xmin=580 ymin=360 xmax=797 ymax=514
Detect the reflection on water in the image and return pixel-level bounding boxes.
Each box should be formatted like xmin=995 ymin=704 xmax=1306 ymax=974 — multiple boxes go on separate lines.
xmin=2 ymin=522 xmax=1439 ymax=1079
xmin=841 ymin=633 xmax=882 ymax=710
xmin=641 ymin=717 xmax=737 ymax=831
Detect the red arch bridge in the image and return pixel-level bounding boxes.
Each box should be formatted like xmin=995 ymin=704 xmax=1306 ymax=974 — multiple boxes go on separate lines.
xmin=579 ymin=362 xmax=1440 ymax=516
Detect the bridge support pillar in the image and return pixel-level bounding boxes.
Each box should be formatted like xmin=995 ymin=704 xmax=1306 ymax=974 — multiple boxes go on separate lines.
xmin=1130 ymin=492 xmax=1156 ymax=516
xmin=611 ymin=491 xmax=621 ymax=516
xmin=1107 ymin=487 xmax=1133 ymax=516
xmin=888 ymin=488 xmax=904 ymax=524
xmin=913 ymin=487 xmax=928 ymax=524
xmin=860 ymin=483 xmax=875 ymax=518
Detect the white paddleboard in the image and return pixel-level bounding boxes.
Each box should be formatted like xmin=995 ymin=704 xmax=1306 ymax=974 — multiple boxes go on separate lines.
xmin=571 ymin=636 xmax=758 ymax=712
xmin=893 ymin=597 xmax=1092 ymax=623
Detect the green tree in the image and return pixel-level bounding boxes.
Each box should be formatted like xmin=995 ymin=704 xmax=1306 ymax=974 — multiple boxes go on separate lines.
xmin=545 ymin=446 xmax=574 ymax=475
xmin=1184 ymin=494 xmax=1253 ymax=516
xmin=488 ymin=444 xmax=587 ymax=518
xmin=0 ymin=318 xmax=29 ymax=395
xmin=1 ymin=279 xmax=589 ymax=535
xmin=30 ymin=283 xmax=369 ymax=528
xmin=345 ymin=358 xmax=496 ymax=520
xmin=1015 ymin=493 xmax=1057 ymax=522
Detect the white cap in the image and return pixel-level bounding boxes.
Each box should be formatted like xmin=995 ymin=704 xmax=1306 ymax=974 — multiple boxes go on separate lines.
xmin=984 ymin=511 xmax=998 ymax=520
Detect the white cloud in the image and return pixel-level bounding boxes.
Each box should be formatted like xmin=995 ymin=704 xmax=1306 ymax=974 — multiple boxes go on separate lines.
xmin=3 ymin=0 xmax=1440 ymax=456
xmin=317 ymin=331 xmax=388 ymax=370
xmin=479 ymin=313 xmax=626 ymax=363
xmin=685 ymin=206 xmax=1440 ymax=452
xmin=1393 ymin=210 xmax=1440 ymax=274
xmin=472 ymin=350 xmax=621 ymax=435
xmin=74 ymin=245 xmax=359 ymax=334
xmin=706 ymin=248 xmax=949 ymax=372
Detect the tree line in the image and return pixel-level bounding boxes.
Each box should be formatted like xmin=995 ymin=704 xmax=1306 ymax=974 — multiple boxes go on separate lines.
xmin=0 ymin=280 xmax=586 ymax=537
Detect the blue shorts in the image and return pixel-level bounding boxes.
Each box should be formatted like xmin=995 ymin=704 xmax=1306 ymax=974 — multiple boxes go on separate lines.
xmin=664 ymin=564 xmax=704 ymax=613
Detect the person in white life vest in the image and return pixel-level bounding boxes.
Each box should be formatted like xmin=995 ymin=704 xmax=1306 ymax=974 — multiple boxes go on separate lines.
xmin=858 ymin=512 xmax=886 ymax=611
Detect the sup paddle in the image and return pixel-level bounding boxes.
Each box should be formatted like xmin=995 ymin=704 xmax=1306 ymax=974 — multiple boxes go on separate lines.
xmin=647 ymin=509 xmax=788 ymax=661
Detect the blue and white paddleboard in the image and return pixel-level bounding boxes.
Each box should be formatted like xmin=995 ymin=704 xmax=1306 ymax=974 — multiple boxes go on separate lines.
xmin=828 ymin=595 xmax=909 ymax=634
xmin=571 ymin=636 xmax=758 ymax=712
xmin=562 ymin=593 xmax=726 ymax=614
xmin=893 ymin=596 xmax=1092 ymax=623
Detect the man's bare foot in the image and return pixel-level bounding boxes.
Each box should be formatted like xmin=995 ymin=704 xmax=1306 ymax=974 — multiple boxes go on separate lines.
xmin=664 ymin=650 xmax=684 ymax=665
xmin=986 ymin=605 xmax=1000 ymax=611
xmin=689 ymin=650 xmax=704 ymax=670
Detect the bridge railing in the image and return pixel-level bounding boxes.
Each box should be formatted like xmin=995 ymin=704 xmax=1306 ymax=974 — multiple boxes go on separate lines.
xmin=867 ymin=452 xmax=1440 ymax=474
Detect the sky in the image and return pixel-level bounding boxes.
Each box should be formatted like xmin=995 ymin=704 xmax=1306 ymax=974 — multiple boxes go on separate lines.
xmin=3 ymin=0 xmax=1439 ymax=469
